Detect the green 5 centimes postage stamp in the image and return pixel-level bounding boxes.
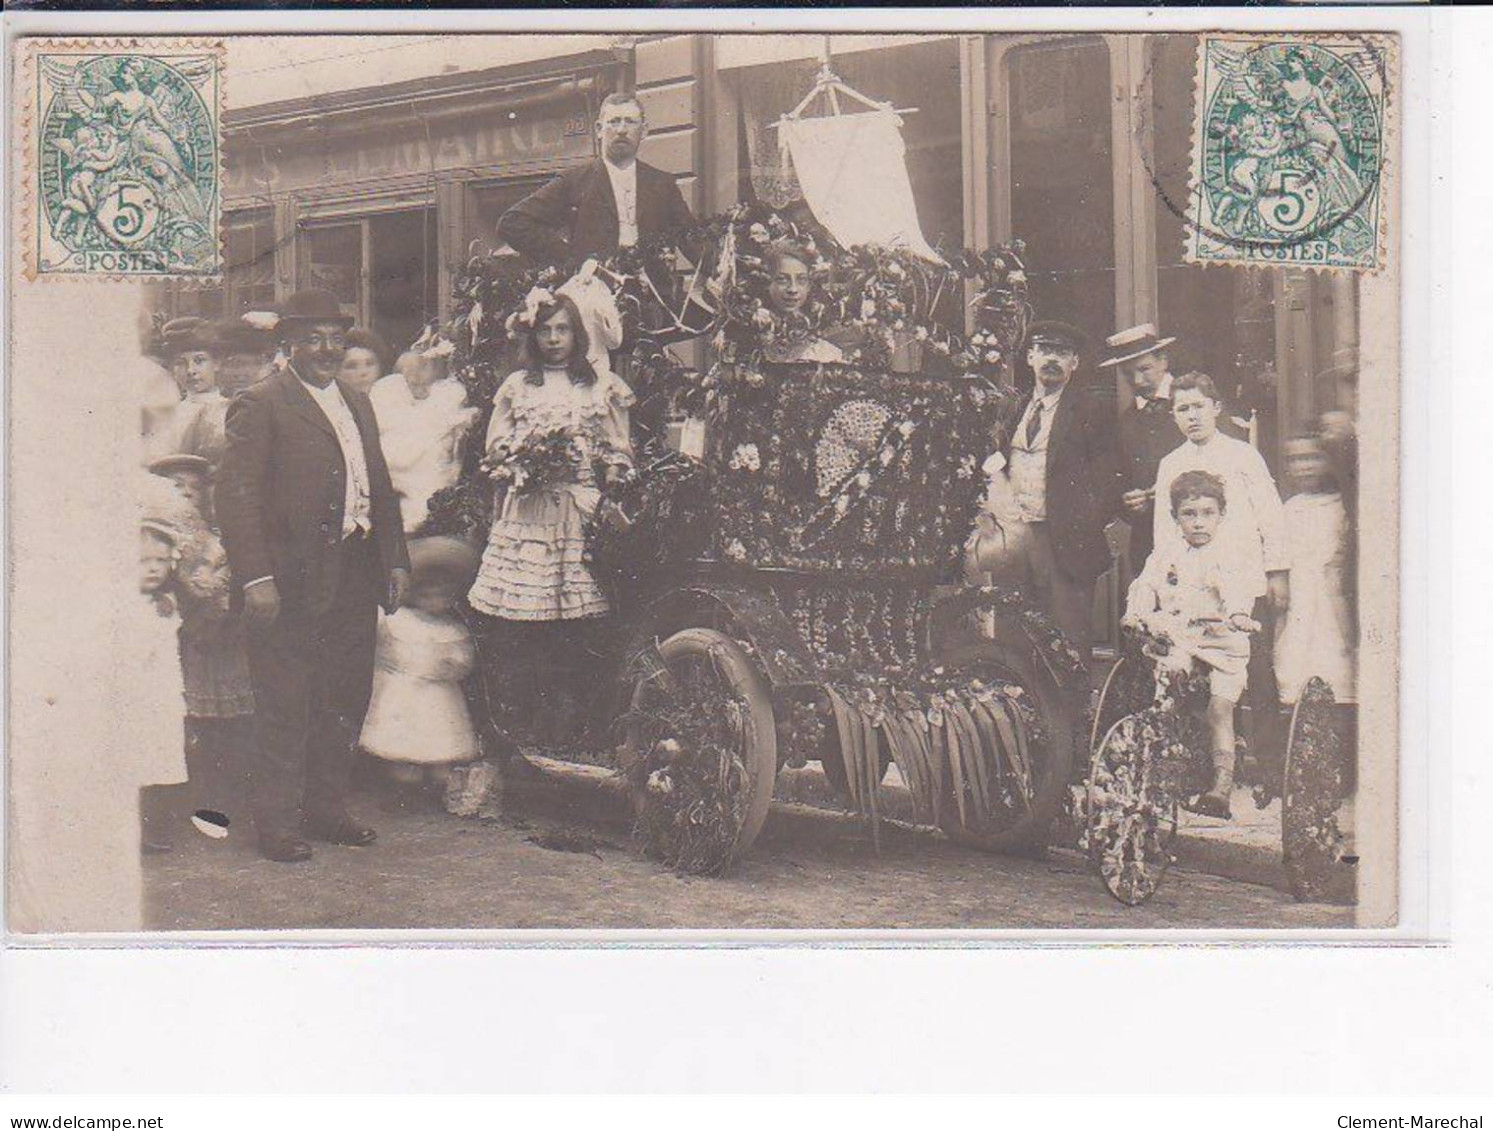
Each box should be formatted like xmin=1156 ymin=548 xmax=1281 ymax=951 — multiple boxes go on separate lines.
xmin=1186 ymin=33 xmax=1397 ymax=273
xmin=23 ymin=40 xmax=224 ymax=279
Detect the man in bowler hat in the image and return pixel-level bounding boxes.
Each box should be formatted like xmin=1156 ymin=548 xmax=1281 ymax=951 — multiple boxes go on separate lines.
xmin=216 ymin=289 xmax=410 ymax=862
xmin=993 ymin=320 xmax=1122 ymax=658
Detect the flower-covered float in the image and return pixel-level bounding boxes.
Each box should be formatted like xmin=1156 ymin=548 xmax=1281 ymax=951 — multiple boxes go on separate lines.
xmin=418 ymin=200 xmax=1098 ymax=877
xmin=422 ymin=61 xmax=1098 ymax=874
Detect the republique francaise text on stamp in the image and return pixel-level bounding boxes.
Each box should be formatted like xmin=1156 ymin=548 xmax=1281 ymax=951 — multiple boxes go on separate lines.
xmin=22 ymin=39 xmax=223 ymax=279
xmin=1187 ymin=33 xmax=1395 ymax=273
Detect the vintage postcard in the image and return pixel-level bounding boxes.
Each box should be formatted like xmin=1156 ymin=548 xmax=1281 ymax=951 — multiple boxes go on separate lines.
xmin=5 ymin=27 xmax=1401 ymax=935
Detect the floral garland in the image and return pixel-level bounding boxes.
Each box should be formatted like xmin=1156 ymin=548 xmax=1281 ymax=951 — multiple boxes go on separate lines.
xmin=705 ymin=365 xmax=1010 ymax=577
xmin=1281 ymin=677 xmax=1352 ymax=903
xmin=584 ymin=438 xmax=712 ymax=592
xmin=623 ymin=643 xmax=752 ymax=876
xmin=930 ymin=584 xmax=1093 ymax=694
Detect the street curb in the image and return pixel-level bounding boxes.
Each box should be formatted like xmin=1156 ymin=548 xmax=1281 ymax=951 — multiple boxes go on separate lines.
xmin=1167 ymin=830 xmax=1288 ymax=893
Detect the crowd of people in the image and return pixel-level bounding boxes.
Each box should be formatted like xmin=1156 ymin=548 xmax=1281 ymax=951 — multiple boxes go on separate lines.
xmin=131 ymin=89 xmax=1360 ymax=862
xmin=969 ymin=320 xmax=1358 ymax=818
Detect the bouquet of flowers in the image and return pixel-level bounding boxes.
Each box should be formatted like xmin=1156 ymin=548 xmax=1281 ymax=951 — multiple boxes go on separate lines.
xmin=482 ymin=426 xmax=586 ymax=495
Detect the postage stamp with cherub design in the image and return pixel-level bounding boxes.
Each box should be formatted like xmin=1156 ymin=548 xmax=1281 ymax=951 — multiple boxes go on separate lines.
xmin=1186 ymin=33 xmax=1395 ymax=273
xmin=22 ymin=39 xmax=223 ymax=278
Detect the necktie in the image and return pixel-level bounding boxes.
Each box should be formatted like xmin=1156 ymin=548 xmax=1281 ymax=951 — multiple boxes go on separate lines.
xmin=1024 ymin=399 xmax=1044 ymax=448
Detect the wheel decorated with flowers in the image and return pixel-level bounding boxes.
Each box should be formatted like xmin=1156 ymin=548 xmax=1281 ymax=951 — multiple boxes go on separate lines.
xmin=1081 ymin=627 xmax=1212 ymax=905
xmin=1086 ymin=709 xmax=1190 ymax=905
xmin=623 ymin=627 xmax=778 ymax=874
xmin=1282 ymin=676 xmax=1353 ymax=903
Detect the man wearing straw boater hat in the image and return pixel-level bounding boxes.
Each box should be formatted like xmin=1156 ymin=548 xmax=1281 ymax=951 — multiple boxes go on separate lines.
xmin=217 ymin=289 xmax=410 ymax=863
xmin=1101 ymin=323 xmax=1179 ymax=569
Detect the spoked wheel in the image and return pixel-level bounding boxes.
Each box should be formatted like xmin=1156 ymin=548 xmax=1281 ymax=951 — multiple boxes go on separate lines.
xmin=1089 ymin=655 xmax=1157 ymax=757
xmin=1282 ymin=676 xmax=1352 ymax=903
xmin=624 ymin=628 xmax=778 ymax=870
xmin=932 ymin=640 xmax=1077 ymax=854
xmin=1086 ymin=710 xmax=1188 ymax=906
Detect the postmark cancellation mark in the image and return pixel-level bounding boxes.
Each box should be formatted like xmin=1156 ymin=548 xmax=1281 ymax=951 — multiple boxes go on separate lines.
xmin=1186 ymin=34 xmax=1395 ymax=273
xmin=23 ymin=39 xmax=224 ymax=279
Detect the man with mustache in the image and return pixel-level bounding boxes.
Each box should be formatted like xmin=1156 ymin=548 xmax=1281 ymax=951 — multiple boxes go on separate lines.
xmin=498 ymin=92 xmax=697 ymax=269
xmin=216 ymin=290 xmax=410 ymax=862
xmin=993 ymin=321 xmax=1122 ymax=660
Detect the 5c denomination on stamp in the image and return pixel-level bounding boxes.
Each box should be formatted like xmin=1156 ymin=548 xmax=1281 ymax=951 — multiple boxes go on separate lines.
xmin=21 ymin=39 xmax=224 ymax=279
xmin=1187 ymin=33 xmax=1396 ymax=273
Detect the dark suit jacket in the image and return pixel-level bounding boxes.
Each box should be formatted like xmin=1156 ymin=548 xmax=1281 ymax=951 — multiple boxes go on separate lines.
xmin=1117 ymin=396 xmax=1181 ymax=566
xmin=217 ymin=366 xmax=409 ymax=617
xmin=498 ymin=158 xmax=697 ymax=267
xmin=1002 ymin=382 xmax=1123 ymax=584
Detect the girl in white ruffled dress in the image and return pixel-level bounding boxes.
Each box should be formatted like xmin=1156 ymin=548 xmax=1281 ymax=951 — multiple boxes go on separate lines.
xmin=468 ymin=290 xmax=634 ymax=744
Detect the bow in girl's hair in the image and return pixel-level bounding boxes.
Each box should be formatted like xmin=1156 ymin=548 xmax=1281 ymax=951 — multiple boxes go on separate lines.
xmin=504 ymin=286 xmax=558 ymax=339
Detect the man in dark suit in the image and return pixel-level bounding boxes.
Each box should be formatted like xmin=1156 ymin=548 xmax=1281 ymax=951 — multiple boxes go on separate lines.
xmin=995 ymin=321 xmax=1122 ymax=659
xmin=498 ymin=92 xmax=697 ymax=267
xmin=216 ymin=290 xmax=410 ymax=863
xmin=1101 ymin=323 xmax=1180 ymax=571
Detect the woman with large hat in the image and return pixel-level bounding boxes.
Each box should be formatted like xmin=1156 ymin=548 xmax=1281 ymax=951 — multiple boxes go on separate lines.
xmin=164 ymin=318 xmax=240 ymax=480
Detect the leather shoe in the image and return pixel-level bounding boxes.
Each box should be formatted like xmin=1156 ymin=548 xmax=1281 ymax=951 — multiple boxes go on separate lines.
xmin=259 ymin=831 xmax=313 ymax=863
xmin=303 ymin=814 xmax=378 ymax=847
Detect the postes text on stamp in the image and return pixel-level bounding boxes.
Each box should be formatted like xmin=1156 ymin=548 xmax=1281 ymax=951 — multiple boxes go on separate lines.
xmin=24 ymin=40 xmax=223 ymax=279
xmin=1186 ymin=34 xmax=1395 ymax=273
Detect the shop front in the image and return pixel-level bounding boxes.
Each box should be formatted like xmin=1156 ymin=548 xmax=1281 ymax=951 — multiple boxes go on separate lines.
xmin=701 ymin=31 xmax=1357 ymax=467
xmin=172 ymin=48 xmax=619 ymax=355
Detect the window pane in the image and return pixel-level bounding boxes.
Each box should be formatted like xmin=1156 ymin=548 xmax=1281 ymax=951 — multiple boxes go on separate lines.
xmin=167 ymin=207 xmax=275 ymax=319
xmin=735 ymin=38 xmax=964 ymax=249
xmin=369 ymin=208 xmax=437 ymax=355
xmin=1007 ymin=37 xmax=1114 ymax=335
xmin=301 ymin=222 xmax=362 ymax=321
xmin=470 ymin=176 xmax=554 ymax=257
xmin=223 ymin=208 xmax=276 ymax=315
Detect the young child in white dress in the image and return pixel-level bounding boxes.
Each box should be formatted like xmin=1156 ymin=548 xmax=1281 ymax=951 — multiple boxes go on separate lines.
xmin=1274 ymin=436 xmax=1357 ymax=704
xmin=469 ymin=291 xmax=634 ymax=744
xmin=1125 ymin=470 xmax=1260 ymax=819
xmin=360 ymin=536 xmax=482 ymax=806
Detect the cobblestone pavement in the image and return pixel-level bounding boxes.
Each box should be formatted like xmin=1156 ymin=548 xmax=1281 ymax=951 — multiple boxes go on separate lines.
xmin=144 ymin=760 xmax=1354 ymax=932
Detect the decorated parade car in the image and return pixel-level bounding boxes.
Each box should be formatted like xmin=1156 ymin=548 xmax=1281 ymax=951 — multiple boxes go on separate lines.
xmin=420 ymin=167 xmax=1104 ymax=876
xmin=423 ymin=58 xmax=1355 ymax=893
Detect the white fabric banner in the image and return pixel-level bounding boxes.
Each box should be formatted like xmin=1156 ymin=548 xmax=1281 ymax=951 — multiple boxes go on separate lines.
xmin=779 ymin=110 xmax=944 ymax=263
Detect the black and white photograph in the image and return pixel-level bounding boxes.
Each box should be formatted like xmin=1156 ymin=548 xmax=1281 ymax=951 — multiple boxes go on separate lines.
xmin=8 ymin=29 xmax=1400 ymax=935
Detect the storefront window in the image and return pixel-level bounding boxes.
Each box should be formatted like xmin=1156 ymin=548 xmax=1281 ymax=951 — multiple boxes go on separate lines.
xmin=1149 ymin=34 xmax=1281 ymax=455
xmin=301 ymin=222 xmax=362 ymax=316
xmin=300 ymin=208 xmax=438 ymax=355
xmin=370 ymin=209 xmax=439 ymax=356
xmin=469 ymin=176 xmax=554 ymax=257
xmin=1006 ymin=38 xmax=1115 ymax=341
xmin=734 ymin=38 xmax=964 ymax=250
xmin=168 ymin=207 xmax=275 ymax=320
